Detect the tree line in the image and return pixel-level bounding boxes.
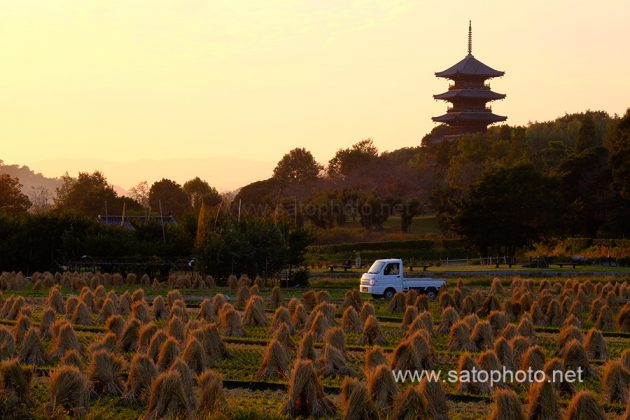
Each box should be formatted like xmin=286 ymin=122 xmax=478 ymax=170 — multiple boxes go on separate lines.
xmin=433 ymin=110 xmax=630 ymax=256
xmin=1 ymin=109 xmax=629 ymax=268
xmin=0 ymin=172 xmax=311 ymax=278
xmin=235 ymin=109 xmax=630 ymax=256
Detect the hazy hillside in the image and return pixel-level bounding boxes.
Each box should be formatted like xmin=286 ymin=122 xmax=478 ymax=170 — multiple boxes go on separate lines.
xmin=0 ymin=160 xmax=62 ymax=207
xmin=27 ymin=157 xmax=274 ymax=193
xmin=1 ymin=156 xmax=274 ymax=206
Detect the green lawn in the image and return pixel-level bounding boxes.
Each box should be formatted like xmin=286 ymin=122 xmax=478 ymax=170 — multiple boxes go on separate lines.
xmin=382 ymin=214 xmax=442 ymax=236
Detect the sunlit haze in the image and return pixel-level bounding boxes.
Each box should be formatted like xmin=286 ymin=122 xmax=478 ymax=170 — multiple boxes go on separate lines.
xmin=1 ymin=0 xmax=629 ymax=190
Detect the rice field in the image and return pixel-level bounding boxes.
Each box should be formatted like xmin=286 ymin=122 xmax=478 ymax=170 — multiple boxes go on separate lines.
xmin=0 ymin=271 xmax=629 ymax=419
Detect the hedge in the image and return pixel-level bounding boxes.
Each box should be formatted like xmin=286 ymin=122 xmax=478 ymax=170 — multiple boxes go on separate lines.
xmin=307 ymin=239 xmax=466 ymax=255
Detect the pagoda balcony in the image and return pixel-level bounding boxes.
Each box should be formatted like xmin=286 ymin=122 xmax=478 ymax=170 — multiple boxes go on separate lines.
xmin=448 ymin=82 xmax=491 ymax=90
xmin=447 ymin=106 xmax=492 ymax=112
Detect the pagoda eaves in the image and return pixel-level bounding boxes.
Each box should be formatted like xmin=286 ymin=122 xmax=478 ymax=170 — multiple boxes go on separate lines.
xmin=435 ymin=54 xmax=504 ymax=79
xmin=433 ymin=89 xmax=505 ymax=101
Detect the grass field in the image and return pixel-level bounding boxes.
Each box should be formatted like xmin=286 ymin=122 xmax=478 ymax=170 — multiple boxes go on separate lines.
xmin=323 ymin=215 xmax=443 ymax=237
xmin=311 ymin=214 xmax=447 ymax=246
xmin=0 ymin=272 xmax=629 ymax=419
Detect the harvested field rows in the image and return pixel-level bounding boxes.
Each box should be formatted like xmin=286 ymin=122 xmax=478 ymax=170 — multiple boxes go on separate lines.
xmin=0 ymin=271 xmax=629 ymax=418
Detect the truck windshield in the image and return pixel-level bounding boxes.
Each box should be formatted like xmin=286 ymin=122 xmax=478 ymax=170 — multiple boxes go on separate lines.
xmin=367 ymin=261 xmax=386 ymax=274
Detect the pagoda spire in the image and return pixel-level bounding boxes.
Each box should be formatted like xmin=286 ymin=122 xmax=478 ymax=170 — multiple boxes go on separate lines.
xmin=468 ymin=20 xmax=472 ymax=55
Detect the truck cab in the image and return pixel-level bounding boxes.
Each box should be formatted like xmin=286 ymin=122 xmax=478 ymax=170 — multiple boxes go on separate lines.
xmin=359 ymin=258 xmax=445 ymax=300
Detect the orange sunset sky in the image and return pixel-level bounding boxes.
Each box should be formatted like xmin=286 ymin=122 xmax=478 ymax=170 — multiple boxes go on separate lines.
xmin=1 ymin=0 xmax=629 ymax=191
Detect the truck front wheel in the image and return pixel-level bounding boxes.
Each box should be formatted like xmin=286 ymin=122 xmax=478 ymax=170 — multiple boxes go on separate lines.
xmin=383 ymin=288 xmax=396 ymax=300
xmin=426 ymin=287 xmax=438 ymax=300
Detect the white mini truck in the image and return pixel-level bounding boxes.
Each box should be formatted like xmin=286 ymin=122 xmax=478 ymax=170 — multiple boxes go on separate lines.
xmin=359 ymin=258 xmax=446 ymax=300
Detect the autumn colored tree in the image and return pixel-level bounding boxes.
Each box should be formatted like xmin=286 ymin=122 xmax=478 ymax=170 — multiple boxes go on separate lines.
xmin=128 ymin=181 xmax=150 ymax=208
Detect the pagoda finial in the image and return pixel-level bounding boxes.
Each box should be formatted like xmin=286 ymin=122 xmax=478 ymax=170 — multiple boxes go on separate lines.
xmin=468 ymin=20 xmax=472 ymax=55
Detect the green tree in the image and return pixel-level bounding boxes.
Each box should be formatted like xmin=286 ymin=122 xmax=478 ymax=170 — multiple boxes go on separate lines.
xmin=273 ymin=148 xmax=322 ymax=183
xmin=446 ymin=132 xmax=529 ymax=189
xmin=0 ymin=174 xmax=31 ymax=215
xmin=303 ymin=190 xmax=342 ymax=229
xmin=327 ymin=139 xmax=379 ymax=178
xmin=435 ymin=139 xmax=453 ymax=166
xmin=576 ymin=114 xmax=597 ymax=152
xmin=451 ymin=164 xmax=562 ymax=256
xmin=0 ymin=212 xmax=99 ymax=272
xmin=54 ymin=171 xmax=117 ymax=217
xmin=282 ymin=222 xmax=315 ymax=267
xmin=196 ymin=216 xmax=305 ymax=280
xmin=357 ymin=192 xmax=397 ymax=230
xmin=149 ymin=179 xmax=192 ymax=218
xmin=183 ymin=177 xmax=221 ymax=209
xmin=231 ymin=178 xmax=282 ymax=216
xmin=430 ymin=186 xmax=463 ymax=234
xmin=608 ymin=109 xmax=630 ymax=200
xmin=557 ymin=147 xmax=613 ymax=237
xmin=400 ymin=199 xmax=422 ymax=233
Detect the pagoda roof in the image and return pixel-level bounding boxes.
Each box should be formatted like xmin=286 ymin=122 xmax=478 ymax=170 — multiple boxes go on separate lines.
xmin=435 ymin=54 xmax=504 ymax=78
xmin=434 ymin=89 xmax=505 ymax=101
xmin=432 ymin=111 xmax=507 ymax=123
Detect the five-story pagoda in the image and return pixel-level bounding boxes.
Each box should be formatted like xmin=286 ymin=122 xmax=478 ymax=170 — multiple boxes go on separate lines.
xmin=432 ymin=21 xmax=506 ymax=137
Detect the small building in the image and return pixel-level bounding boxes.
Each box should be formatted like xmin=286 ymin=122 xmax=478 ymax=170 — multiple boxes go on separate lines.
xmin=432 ymin=21 xmax=507 ymax=138
xmin=97 ymin=215 xmax=177 ymax=230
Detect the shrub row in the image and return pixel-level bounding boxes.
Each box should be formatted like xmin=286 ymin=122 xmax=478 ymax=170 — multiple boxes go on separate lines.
xmin=307 ymin=239 xmax=466 ymax=255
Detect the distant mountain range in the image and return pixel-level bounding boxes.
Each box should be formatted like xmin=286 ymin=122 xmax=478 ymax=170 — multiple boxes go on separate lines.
xmin=1 ymin=157 xmax=275 ymax=202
